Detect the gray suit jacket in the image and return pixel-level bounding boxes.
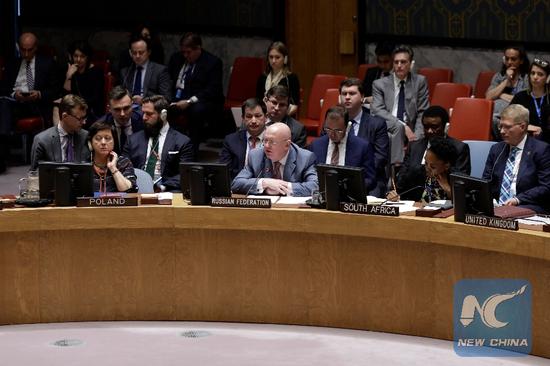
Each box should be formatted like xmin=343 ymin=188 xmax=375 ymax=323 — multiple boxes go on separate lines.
xmin=371 ymin=73 xmax=429 ymax=138
xmin=30 ymin=126 xmax=90 ymax=170
xmin=231 ymin=143 xmax=318 ymax=197
xmin=120 ymin=62 xmax=172 ymax=102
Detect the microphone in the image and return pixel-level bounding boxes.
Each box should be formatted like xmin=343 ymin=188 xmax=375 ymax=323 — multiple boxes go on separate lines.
xmin=245 ymin=163 xmax=272 ymax=196
xmin=485 ymin=143 xmax=507 ymax=182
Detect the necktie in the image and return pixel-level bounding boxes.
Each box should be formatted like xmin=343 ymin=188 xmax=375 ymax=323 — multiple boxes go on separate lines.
xmin=272 ymin=161 xmax=281 ymax=180
xmin=351 ymin=119 xmax=359 ymax=136
xmin=26 ymin=61 xmax=34 ymax=91
xmin=180 ymin=64 xmax=194 ymax=99
xmin=65 ymin=135 xmax=74 ymax=162
xmin=119 ymin=128 xmax=127 ymax=152
xmin=132 ymin=66 xmax=143 ymax=96
xmin=397 ymin=80 xmax=406 ymax=122
xmin=331 ymin=142 xmax=340 ymax=165
xmin=249 ymin=136 xmax=257 ymax=149
xmin=499 ymin=146 xmax=519 ymax=204
xmin=145 ymin=136 xmax=159 ymax=178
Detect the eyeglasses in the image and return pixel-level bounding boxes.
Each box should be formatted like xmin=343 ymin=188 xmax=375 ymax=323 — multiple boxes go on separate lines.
xmin=67 ymin=112 xmax=86 ymax=123
xmin=324 ymin=127 xmax=345 ymax=135
xmin=533 ymin=58 xmax=549 ymax=68
xmin=262 ymin=138 xmax=288 ymax=146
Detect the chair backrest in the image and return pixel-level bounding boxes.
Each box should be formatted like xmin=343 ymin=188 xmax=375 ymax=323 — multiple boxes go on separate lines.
xmin=104 ymin=72 xmax=115 ymax=110
xmin=134 ymin=168 xmax=154 ymax=193
xmin=225 ymin=57 xmax=264 ymax=106
xmin=317 ymin=88 xmax=341 ymax=135
xmin=463 ymin=140 xmax=497 ymax=178
xmin=474 ymin=70 xmax=496 ymax=98
xmin=306 ymin=74 xmax=346 ymax=120
xmin=418 ymin=68 xmax=454 ymax=101
xmin=430 ymin=83 xmax=473 ymax=112
xmin=448 ymin=98 xmax=494 ymax=141
xmin=357 ymin=63 xmax=377 ymax=81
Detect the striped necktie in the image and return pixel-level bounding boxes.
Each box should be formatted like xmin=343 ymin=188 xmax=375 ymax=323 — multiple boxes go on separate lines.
xmin=331 ymin=142 xmax=339 ymax=165
xmin=26 ymin=61 xmax=34 ymax=91
xmin=499 ymin=146 xmax=519 ymax=204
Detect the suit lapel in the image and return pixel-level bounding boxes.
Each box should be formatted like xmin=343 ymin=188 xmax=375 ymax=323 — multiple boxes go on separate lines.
xmin=238 ymin=130 xmax=248 ymax=167
xmin=517 ymin=137 xmax=532 ymax=187
xmin=51 ymin=128 xmax=62 ymax=162
xmin=284 ymin=146 xmax=297 ymax=181
xmin=142 ymin=63 xmax=152 ymax=96
xmin=385 ymin=77 xmax=395 ymax=111
xmin=161 ymin=129 xmax=173 ymax=173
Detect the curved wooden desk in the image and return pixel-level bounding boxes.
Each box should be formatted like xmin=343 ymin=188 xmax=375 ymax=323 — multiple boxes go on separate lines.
xmin=1 ymin=199 xmax=549 ymax=358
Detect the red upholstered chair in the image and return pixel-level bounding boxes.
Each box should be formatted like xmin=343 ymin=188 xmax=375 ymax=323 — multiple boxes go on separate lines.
xmin=357 ymin=63 xmax=377 ymax=81
xmin=301 ymin=74 xmax=346 ymax=135
xmin=104 ymin=72 xmax=115 ymax=110
xmin=91 ymin=50 xmax=111 ymax=74
xmin=305 ymin=88 xmax=340 ymax=146
xmin=15 ymin=117 xmax=44 ymax=163
xmin=430 ymin=83 xmax=473 ymax=112
xmin=224 ymin=57 xmax=265 ymax=110
xmin=474 ymin=70 xmax=496 ymax=98
xmin=448 ymin=98 xmax=493 ymax=141
xmin=417 ymin=68 xmax=454 ymax=101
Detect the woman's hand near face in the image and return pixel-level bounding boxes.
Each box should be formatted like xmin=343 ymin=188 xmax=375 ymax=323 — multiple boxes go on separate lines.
xmin=107 ymin=151 xmax=118 ymax=172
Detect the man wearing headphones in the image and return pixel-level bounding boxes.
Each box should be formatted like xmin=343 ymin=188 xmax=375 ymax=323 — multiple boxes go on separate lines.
xmin=122 ymin=95 xmax=193 ymax=192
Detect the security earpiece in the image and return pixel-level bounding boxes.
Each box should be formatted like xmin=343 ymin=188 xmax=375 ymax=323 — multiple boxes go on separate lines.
xmin=338 ymin=94 xmax=344 ymax=104
xmin=502 ymin=55 xmax=506 ymax=64
xmin=283 ymin=55 xmax=288 ymax=65
xmin=160 ymin=109 xmax=168 ymax=123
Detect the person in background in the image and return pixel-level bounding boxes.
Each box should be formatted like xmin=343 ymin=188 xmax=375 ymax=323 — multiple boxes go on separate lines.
xmin=264 ymin=85 xmax=307 ymax=147
xmin=362 ymin=42 xmax=394 ymax=104
xmin=256 ymin=41 xmax=300 ymax=116
xmin=118 ymin=23 xmax=165 ymax=71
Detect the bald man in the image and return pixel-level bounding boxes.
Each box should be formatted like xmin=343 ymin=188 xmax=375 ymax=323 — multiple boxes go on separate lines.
xmin=231 ymin=122 xmax=318 ymax=196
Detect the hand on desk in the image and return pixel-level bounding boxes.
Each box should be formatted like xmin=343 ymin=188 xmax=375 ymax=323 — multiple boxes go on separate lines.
xmin=386 ymin=190 xmax=400 ymax=202
xmin=262 ymin=178 xmax=291 ymax=196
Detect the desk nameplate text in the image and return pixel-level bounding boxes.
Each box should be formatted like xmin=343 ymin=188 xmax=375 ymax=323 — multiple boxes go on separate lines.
xmin=211 ymin=197 xmax=272 ymax=208
xmin=77 ymin=196 xmax=139 ymax=207
xmin=464 ymin=214 xmax=518 ymax=231
xmin=340 ymin=202 xmax=399 ymax=216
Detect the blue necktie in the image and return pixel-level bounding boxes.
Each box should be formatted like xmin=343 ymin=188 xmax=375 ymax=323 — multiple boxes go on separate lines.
xmin=132 ymin=66 xmax=143 ymax=96
xmin=397 ymin=80 xmax=405 ymax=122
xmin=499 ymin=146 xmax=519 ymax=204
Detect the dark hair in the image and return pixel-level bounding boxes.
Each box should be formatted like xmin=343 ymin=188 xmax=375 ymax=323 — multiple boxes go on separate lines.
xmin=59 ymin=94 xmax=88 ymax=115
xmin=180 ymin=33 xmax=202 ymax=48
xmin=500 ymin=45 xmax=530 ymax=76
xmin=422 ymin=105 xmax=449 ymax=126
xmin=108 ymin=86 xmax=131 ymax=102
xmin=241 ymin=98 xmax=267 ymax=116
xmin=375 ymin=42 xmax=395 ymax=56
xmin=129 ymin=35 xmax=151 ymax=51
xmin=392 ymin=44 xmax=414 ymax=61
xmin=142 ymin=95 xmax=169 ymax=114
xmin=265 ymin=41 xmax=290 ymax=75
xmin=427 ymin=136 xmax=458 ymax=166
xmin=527 ymin=58 xmax=550 ymax=93
xmin=324 ymin=105 xmax=349 ymax=126
xmin=339 ymin=78 xmax=364 ymax=95
xmin=87 ymin=121 xmax=115 ymax=144
xmin=265 ymin=85 xmax=290 ymax=104
xmin=67 ymin=40 xmax=93 ymax=68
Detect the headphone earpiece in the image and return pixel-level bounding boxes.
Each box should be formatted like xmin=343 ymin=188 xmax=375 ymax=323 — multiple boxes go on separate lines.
xmin=160 ymin=109 xmax=168 ymax=123
xmin=546 ymin=74 xmax=550 ymax=84
xmin=502 ymin=55 xmax=506 ymax=64
xmin=87 ymin=140 xmax=93 ymax=152
xmin=283 ymin=55 xmax=288 ymax=65
xmin=338 ymin=94 xmax=344 ymax=104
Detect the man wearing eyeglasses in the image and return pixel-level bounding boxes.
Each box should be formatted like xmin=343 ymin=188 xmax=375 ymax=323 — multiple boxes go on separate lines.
xmin=231 ymin=122 xmax=318 ymax=197
xmin=309 ymin=105 xmax=377 ymax=195
xmin=98 ymin=86 xmax=144 ymax=154
xmin=30 ymin=94 xmax=91 ymax=170
xmin=264 ymin=85 xmax=307 ymax=147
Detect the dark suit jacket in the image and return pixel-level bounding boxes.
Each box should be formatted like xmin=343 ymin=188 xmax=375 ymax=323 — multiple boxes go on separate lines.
xmin=122 ymin=127 xmax=194 ymax=191
xmin=219 ymin=129 xmax=248 ymax=179
xmin=2 ymin=55 xmax=58 ymax=102
xmin=309 ymin=133 xmax=377 ymax=195
xmin=30 ymin=126 xmax=90 ymax=170
xmin=168 ymin=50 xmax=224 ymax=105
xmin=362 ymin=66 xmax=389 ymax=98
xmin=119 ymin=61 xmax=172 ymax=102
xmin=397 ymin=136 xmax=471 ymax=200
xmin=98 ymin=111 xmax=144 ymax=154
xmin=268 ymin=116 xmax=307 ymax=148
xmin=482 ymin=136 xmax=550 ymax=214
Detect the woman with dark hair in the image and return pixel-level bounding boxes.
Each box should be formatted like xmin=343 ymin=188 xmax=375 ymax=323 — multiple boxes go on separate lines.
xmin=510 ymin=57 xmax=550 ymax=138
xmin=63 ymin=40 xmax=105 ymax=121
xmin=118 ymin=23 xmax=165 ymax=70
xmin=421 ymin=136 xmax=458 ymax=203
xmin=256 ymin=41 xmax=300 ymax=116
xmin=88 ymin=121 xmax=137 ymax=193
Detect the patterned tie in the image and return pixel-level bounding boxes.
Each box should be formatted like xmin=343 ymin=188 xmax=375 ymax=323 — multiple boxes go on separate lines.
xmin=499 ymin=146 xmax=519 ymax=204
xmin=351 ymin=119 xmax=359 ymax=136
xmin=397 ymin=80 xmax=406 ymax=121
xmin=331 ymin=142 xmax=340 ymax=165
xmin=132 ymin=66 xmax=143 ymax=96
xmin=145 ymin=136 xmax=159 ymax=178
xmin=180 ymin=64 xmax=194 ymax=99
xmin=272 ymin=161 xmax=281 ymax=180
xmin=65 ymin=135 xmax=74 ymax=162
xmin=26 ymin=61 xmax=34 ymax=91
xmin=249 ymin=136 xmax=258 ymax=149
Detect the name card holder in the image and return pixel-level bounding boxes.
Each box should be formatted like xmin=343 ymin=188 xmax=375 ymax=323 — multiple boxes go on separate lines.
xmin=464 ymin=214 xmax=519 ymax=231
xmin=340 ymin=202 xmax=399 ymax=217
xmin=211 ymin=197 xmax=272 ymax=208
xmin=77 ymin=196 xmax=139 ymax=207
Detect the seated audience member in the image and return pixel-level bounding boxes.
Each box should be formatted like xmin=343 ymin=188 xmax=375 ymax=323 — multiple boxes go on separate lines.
xmin=256 ymin=41 xmax=300 ymax=116
xmin=309 ymin=105 xmax=376 ymax=194
xmin=231 ymin=122 xmax=318 ymax=197
xmin=122 ymin=95 xmax=193 ymax=192
xmin=30 ymin=95 xmax=90 ymax=170
xmin=264 ymin=85 xmax=307 ymax=147
xmin=219 ymin=98 xmax=267 ymax=179
xmin=88 ymin=121 xmax=136 ymax=193
xmin=168 ymin=33 xmax=224 ymax=155
xmin=62 ymin=40 xmax=105 ymax=121
xmin=118 ymin=23 xmax=165 ymax=71
xmin=119 ymin=36 xmax=172 ymax=106
xmin=99 ymin=86 xmax=144 ymax=154
xmin=486 ymin=46 xmax=529 ymax=140
xmin=482 ymin=104 xmax=550 ymax=214
xmin=371 ymin=45 xmax=429 ymax=166
xmin=0 ymin=32 xmax=57 ymax=173
xmin=362 ymin=42 xmax=394 ymax=104
xmin=340 ymin=78 xmax=389 ymax=196
xmin=396 ymin=106 xmax=470 ymax=200
xmin=510 ymin=57 xmax=550 ymax=138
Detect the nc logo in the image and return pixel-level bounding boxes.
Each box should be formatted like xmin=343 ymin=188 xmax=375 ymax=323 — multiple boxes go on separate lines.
xmin=459 ymin=285 xmax=527 ymax=328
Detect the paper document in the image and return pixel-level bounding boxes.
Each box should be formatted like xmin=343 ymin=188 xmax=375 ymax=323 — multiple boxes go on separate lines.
xmin=517 ymin=215 xmax=550 ymax=226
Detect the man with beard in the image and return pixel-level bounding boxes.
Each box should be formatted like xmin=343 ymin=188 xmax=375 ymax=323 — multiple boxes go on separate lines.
xmin=395 ymin=105 xmax=470 ymax=200
xmin=122 ymin=95 xmax=193 ymax=192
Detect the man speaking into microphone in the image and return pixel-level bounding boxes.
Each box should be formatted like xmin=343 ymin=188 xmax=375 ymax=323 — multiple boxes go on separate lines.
xmin=231 ymin=123 xmax=318 ymax=197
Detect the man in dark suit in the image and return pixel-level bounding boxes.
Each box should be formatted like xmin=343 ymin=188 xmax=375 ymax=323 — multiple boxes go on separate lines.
xmin=397 ymin=105 xmax=470 ymax=200
xmin=371 ymin=45 xmax=429 ymax=165
xmin=264 ymin=85 xmax=307 ymax=147
xmin=119 ymin=36 xmax=172 ymax=105
xmin=362 ymin=42 xmax=394 ymax=104
xmin=483 ymin=104 xmax=550 ymax=214
xmin=340 ymin=78 xmax=389 ymax=197
xmin=99 ymin=86 xmax=144 ymax=154
xmin=219 ymin=98 xmax=267 ymax=179
xmin=168 ymin=33 xmax=224 ymax=155
xmin=122 ymin=95 xmax=193 ymax=192
xmin=30 ymin=95 xmax=90 ymax=170
xmin=232 ymin=122 xmax=318 ymax=197
xmin=309 ymin=105 xmax=376 ymax=195
xmin=0 ymin=32 xmax=58 ymax=172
